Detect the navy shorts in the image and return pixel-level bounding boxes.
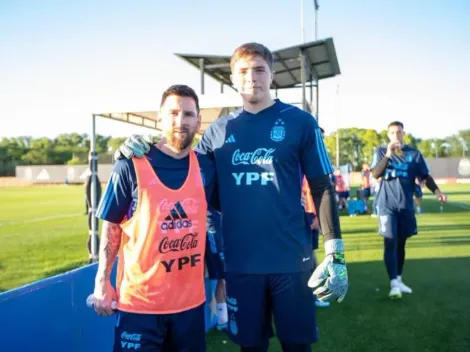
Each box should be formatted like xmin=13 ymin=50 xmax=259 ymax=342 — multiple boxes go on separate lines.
xmin=113 ymin=304 xmax=206 ymax=351
xmin=378 ymin=209 xmax=418 ymax=239
xmin=363 ymin=188 xmax=371 ymax=198
xmin=338 ymin=191 xmax=349 ymax=199
xmin=205 ymin=230 xmax=225 ymax=280
xmin=311 ymin=229 xmax=319 ymax=250
xmin=225 ymin=271 xmax=318 ymax=347
xmin=304 ymin=212 xmax=319 ymax=250
xmin=414 ymin=185 xmax=423 ymax=198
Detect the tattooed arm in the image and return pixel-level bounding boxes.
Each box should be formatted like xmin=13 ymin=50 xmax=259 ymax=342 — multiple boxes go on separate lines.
xmin=96 ymin=221 xmax=122 ymax=280
xmin=93 ymin=221 xmax=122 ymax=316
xmin=93 ymin=159 xmax=134 ymax=315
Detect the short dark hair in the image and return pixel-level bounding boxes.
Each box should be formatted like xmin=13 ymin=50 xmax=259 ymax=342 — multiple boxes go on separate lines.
xmin=230 ymin=42 xmax=274 ymax=71
xmin=388 ymin=121 xmax=404 ymax=129
xmin=160 ymin=85 xmax=200 ymax=113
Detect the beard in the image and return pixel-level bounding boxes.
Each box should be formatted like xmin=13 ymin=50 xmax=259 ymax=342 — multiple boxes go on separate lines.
xmin=241 ymin=92 xmax=260 ymax=105
xmin=166 ymin=127 xmax=195 ymax=151
xmin=242 ymin=88 xmax=264 ymax=105
xmin=248 ymin=96 xmax=260 ymax=105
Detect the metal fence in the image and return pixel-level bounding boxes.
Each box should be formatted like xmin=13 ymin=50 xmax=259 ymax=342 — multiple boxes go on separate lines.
xmin=15 ymin=164 xmax=113 ymax=184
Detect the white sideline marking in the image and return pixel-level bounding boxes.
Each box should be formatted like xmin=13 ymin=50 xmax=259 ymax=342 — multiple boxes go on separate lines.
xmin=0 ymin=213 xmax=82 ymax=227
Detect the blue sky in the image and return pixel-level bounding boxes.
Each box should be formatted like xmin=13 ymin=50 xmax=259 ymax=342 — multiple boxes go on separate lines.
xmin=1 ymin=0 xmax=469 ymax=140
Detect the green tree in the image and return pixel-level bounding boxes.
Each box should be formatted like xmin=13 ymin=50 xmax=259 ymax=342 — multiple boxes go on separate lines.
xmin=378 ymin=130 xmax=388 ymax=145
xmin=107 ymin=137 xmax=128 ymax=154
xmin=324 ymin=133 xmax=339 ymax=165
xmin=325 ymin=128 xmax=364 ymax=170
xmin=22 ymin=137 xmax=54 ymax=165
xmin=418 ymin=140 xmax=435 ymax=158
xmin=0 ymin=137 xmax=29 ymax=163
xmin=403 ymin=133 xmax=419 ymax=148
xmin=359 ymin=129 xmax=380 ymax=164
xmin=452 ymin=129 xmax=470 ymax=157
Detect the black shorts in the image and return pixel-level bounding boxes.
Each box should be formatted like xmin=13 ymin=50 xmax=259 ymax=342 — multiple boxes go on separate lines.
xmin=225 ymin=271 xmax=318 ymax=347
xmin=113 ymin=304 xmax=206 ymax=351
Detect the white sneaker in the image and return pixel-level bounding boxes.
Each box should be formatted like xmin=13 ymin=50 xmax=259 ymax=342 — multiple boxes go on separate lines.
xmin=389 ymin=279 xmax=402 ymax=300
xmin=397 ymin=278 xmax=412 ymax=294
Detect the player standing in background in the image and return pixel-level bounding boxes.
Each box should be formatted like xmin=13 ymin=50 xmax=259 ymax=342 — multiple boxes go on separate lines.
xmin=93 ymin=85 xmax=222 ymax=351
xmin=206 ymin=205 xmax=229 ymax=331
xmin=361 ymin=163 xmax=371 ymax=212
xmin=334 ymin=168 xmax=348 ymax=210
xmin=371 ymin=121 xmax=447 ymax=300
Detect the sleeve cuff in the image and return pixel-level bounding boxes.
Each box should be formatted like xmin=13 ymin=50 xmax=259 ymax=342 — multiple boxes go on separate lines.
xmin=324 ymin=239 xmax=345 ymax=255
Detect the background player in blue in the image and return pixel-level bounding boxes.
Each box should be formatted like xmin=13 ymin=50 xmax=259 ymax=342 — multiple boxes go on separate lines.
xmin=206 ymin=205 xmax=228 ymax=331
xmin=93 ymin=85 xmax=222 ymax=351
xmin=117 ymin=43 xmax=348 ymax=352
xmin=371 ymin=121 xmax=448 ymax=300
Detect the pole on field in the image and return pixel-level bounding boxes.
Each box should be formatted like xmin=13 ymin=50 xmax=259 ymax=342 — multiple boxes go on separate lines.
xmin=89 ymin=114 xmax=99 ymax=263
xmin=314 ymin=0 xmax=319 ymax=40
xmin=335 ymin=83 xmax=340 ymax=167
xmin=300 ymin=0 xmax=305 ymax=43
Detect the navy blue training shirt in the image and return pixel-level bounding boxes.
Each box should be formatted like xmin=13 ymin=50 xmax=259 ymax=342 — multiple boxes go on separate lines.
xmin=96 ymin=145 xmax=216 ymax=223
xmin=195 ymin=99 xmax=333 ymax=274
xmin=371 ymin=145 xmax=429 ymax=212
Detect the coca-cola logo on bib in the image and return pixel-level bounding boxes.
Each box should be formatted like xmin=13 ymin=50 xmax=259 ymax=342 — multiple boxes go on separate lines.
xmin=159 ymin=198 xmax=198 ymax=214
xmin=158 ymin=232 xmax=199 ymax=253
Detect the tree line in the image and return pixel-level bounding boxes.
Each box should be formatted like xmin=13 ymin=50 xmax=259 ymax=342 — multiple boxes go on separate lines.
xmin=0 ymin=129 xmax=468 ymax=175
xmin=323 ymin=128 xmax=469 ymax=170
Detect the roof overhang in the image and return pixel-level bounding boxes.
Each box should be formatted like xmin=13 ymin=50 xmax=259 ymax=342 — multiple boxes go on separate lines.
xmin=174 ymin=37 xmax=341 ymax=89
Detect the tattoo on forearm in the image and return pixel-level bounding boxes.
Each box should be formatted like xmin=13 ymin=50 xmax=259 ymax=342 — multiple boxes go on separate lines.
xmin=96 ymin=221 xmax=122 ymax=280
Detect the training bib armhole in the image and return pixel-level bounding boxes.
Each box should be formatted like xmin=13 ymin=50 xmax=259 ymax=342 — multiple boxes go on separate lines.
xmin=119 ymin=157 xmax=151 ymax=228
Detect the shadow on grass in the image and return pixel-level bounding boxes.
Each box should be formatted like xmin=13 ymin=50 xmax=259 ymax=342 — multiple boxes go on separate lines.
xmin=338 ymin=195 xmax=470 ymax=216
xmin=344 ymin=223 xmax=470 ymax=234
xmin=0 ymin=261 xmax=10 ymax=293
xmin=416 ymin=205 xmax=469 ymax=214
xmin=418 ymin=224 xmax=470 ymax=232
xmin=343 ymin=227 xmax=377 ymax=235
xmin=348 ymin=239 xmax=470 ymax=251
xmin=439 ymin=191 xmax=470 ymax=196
xmin=347 ymin=237 xmax=470 ymax=251
xmin=206 ymin=257 xmax=470 ymax=352
xmin=0 ymin=263 xmax=4 ymax=293
xmin=331 ymin=219 xmax=470 ymax=238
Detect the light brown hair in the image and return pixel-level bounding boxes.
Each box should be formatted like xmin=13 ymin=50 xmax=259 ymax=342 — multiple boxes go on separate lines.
xmin=230 ymin=42 xmax=274 ymax=71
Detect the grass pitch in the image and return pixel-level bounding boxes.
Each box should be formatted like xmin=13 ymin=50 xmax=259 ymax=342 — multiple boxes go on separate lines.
xmin=0 ymin=184 xmax=469 ymax=351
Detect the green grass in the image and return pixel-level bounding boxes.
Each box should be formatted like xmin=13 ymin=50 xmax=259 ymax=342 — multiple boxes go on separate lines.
xmin=0 ymin=185 xmax=89 ymax=291
xmin=207 ymin=185 xmax=470 ymax=352
xmin=0 ymin=184 xmax=469 ymax=351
